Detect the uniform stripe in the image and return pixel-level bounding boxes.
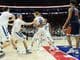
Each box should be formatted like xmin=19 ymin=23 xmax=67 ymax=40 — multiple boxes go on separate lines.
xmin=2 ymin=26 xmax=8 ymax=37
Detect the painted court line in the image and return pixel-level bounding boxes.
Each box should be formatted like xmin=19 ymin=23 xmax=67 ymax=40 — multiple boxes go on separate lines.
xmin=43 ymin=46 xmax=78 ymax=60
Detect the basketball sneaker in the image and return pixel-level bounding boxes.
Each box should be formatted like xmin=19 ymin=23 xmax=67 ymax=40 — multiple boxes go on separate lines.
xmin=74 ymin=49 xmax=79 ymax=54
xmin=26 ymin=49 xmax=32 ymax=54
xmin=67 ymin=48 xmax=75 ymax=54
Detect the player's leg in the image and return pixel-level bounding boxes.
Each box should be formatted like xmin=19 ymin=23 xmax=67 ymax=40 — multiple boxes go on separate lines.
xmin=16 ymin=32 xmax=32 ymax=53
xmin=0 ymin=41 xmax=5 ymax=58
xmin=30 ymin=31 xmax=39 ymax=47
xmin=72 ymin=23 xmax=80 ymax=54
xmin=67 ymin=35 xmax=72 ymax=48
xmin=23 ymin=39 xmax=32 ymax=53
xmin=2 ymin=41 xmax=10 ymax=48
xmin=11 ymin=37 xmax=18 ymax=50
xmin=1 ymin=25 xmax=10 ymax=48
xmin=75 ymin=23 xmax=80 ymax=49
xmin=0 ymin=26 xmax=5 ymax=57
xmin=73 ymin=35 xmax=80 ymax=54
xmin=45 ymin=30 xmax=54 ymax=46
xmin=66 ymin=35 xmax=75 ymax=53
xmin=42 ymin=30 xmax=59 ymax=51
xmin=11 ymin=32 xmax=18 ymax=50
xmin=67 ymin=23 xmax=80 ymax=54
xmin=74 ymin=36 xmax=79 ymax=49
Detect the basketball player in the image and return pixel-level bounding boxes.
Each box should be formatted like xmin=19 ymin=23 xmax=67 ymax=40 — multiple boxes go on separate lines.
xmin=62 ymin=0 xmax=80 ymax=54
xmin=11 ymin=14 xmax=31 ymax=54
xmin=43 ymin=20 xmax=54 ymax=43
xmin=0 ymin=7 xmax=14 ymax=57
xmin=27 ymin=12 xmax=54 ymax=50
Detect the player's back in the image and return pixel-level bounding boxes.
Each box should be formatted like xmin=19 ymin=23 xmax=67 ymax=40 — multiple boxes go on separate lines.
xmin=12 ymin=18 xmax=22 ymax=33
xmin=70 ymin=7 xmax=79 ymax=23
xmin=0 ymin=11 xmax=12 ymax=25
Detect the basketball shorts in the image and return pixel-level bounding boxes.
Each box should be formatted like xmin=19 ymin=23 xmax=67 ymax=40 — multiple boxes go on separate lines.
xmin=0 ymin=25 xmax=10 ymax=42
xmin=11 ymin=31 xmax=26 ymax=41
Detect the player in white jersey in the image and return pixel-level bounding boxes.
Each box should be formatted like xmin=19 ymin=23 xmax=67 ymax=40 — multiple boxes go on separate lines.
xmin=43 ymin=22 xmax=50 ymax=32
xmin=27 ymin=12 xmax=53 ymax=49
xmin=11 ymin=14 xmax=31 ymax=54
xmin=43 ymin=22 xmax=53 ymax=42
xmin=0 ymin=7 xmax=14 ymax=57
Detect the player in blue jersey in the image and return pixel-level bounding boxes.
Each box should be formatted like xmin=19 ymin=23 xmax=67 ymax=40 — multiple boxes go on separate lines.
xmin=63 ymin=0 xmax=80 ymax=54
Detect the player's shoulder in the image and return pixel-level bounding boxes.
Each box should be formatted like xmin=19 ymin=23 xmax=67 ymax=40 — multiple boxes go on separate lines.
xmin=2 ymin=11 xmax=9 ymax=14
xmin=1 ymin=11 xmax=11 ymax=16
xmin=37 ymin=16 xmax=43 ymax=18
xmin=34 ymin=16 xmax=40 ymax=20
xmin=68 ymin=8 xmax=74 ymax=13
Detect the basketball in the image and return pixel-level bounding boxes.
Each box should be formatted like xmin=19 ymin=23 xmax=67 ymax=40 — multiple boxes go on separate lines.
xmin=63 ymin=26 xmax=71 ymax=35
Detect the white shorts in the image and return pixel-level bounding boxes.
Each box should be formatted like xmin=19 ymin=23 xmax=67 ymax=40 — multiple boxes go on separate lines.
xmin=0 ymin=25 xmax=10 ymax=42
xmin=11 ymin=31 xmax=26 ymax=41
xmin=32 ymin=27 xmax=53 ymax=43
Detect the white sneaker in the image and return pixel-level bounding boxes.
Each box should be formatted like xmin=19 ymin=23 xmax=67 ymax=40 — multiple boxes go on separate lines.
xmin=67 ymin=48 xmax=75 ymax=54
xmin=74 ymin=49 xmax=79 ymax=54
xmin=28 ymin=46 xmax=33 ymax=51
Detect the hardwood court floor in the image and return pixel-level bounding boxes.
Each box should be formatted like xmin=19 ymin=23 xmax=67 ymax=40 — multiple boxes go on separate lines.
xmin=0 ymin=37 xmax=76 ymax=60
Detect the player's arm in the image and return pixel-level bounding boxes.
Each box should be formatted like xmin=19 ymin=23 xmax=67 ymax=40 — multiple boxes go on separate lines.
xmin=63 ymin=8 xmax=72 ymax=29
xmin=21 ymin=20 xmax=33 ymax=25
xmin=24 ymin=19 xmax=37 ymax=25
xmin=8 ymin=23 xmax=13 ymax=26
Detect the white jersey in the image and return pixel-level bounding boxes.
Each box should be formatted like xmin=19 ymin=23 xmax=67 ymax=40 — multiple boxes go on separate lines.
xmin=0 ymin=11 xmax=13 ymax=25
xmin=34 ymin=16 xmax=45 ymax=26
xmin=43 ymin=23 xmax=49 ymax=31
xmin=12 ymin=18 xmax=26 ymax=33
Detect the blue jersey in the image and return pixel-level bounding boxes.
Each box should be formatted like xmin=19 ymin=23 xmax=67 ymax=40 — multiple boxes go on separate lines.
xmin=70 ymin=8 xmax=79 ymax=23
xmin=69 ymin=7 xmax=79 ymax=35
